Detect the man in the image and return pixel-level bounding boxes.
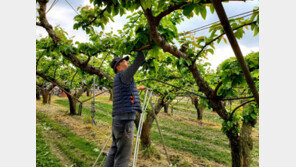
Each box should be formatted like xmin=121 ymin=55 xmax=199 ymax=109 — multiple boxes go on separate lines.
xmin=104 ymin=51 xmax=147 ymax=167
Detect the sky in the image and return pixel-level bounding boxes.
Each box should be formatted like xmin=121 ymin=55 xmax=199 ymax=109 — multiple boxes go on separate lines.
xmin=36 ymin=0 xmax=259 ymax=70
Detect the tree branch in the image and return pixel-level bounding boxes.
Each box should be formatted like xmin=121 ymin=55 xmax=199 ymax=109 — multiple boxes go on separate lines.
xmin=154 ymin=0 xmax=231 ymax=26
xmin=155 ymin=2 xmax=188 ymax=26
xmin=36 ymin=0 xmax=112 ymax=82
xmin=36 ymin=22 xmax=42 ymax=26
xmin=221 ymin=96 xmax=254 ymax=101
xmin=230 ymin=99 xmax=255 ymax=117
xmin=82 ymin=55 xmax=91 ymax=67
xmin=142 ymin=7 xmax=188 ymax=60
xmin=70 ymin=70 xmax=78 ymax=87
xmin=83 ymin=7 xmax=107 ymax=28
xmin=36 ymin=70 xmax=84 ymax=103
xmin=53 ymin=66 xmax=59 ymax=79
xmin=37 ymin=71 xmax=65 ymax=91
xmin=213 ymin=81 xmax=222 ymax=96
xmin=47 ymin=84 xmax=56 ymax=92
xmin=36 ymin=55 xmax=44 ymax=70
xmin=133 ymin=44 xmax=151 ymax=52
xmin=194 ymin=21 xmax=257 ymax=60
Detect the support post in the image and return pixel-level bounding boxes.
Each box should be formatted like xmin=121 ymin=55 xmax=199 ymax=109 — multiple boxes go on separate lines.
xmin=92 ymin=74 xmax=97 ymax=125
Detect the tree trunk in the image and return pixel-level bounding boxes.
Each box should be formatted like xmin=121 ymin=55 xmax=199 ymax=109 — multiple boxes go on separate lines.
xmin=228 ymin=135 xmax=242 ymax=167
xmin=86 ymin=89 xmax=90 ymax=96
xmin=163 ymin=100 xmax=170 ymax=114
xmin=140 ymin=96 xmax=164 ymax=148
xmin=67 ymin=94 xmax=77 ymax=115
xmin=109 ymin=89 xmax=113 ymax=101
xmin=241 ymin=121 xmax=254 ymax=167
xmin=140 ymin=112 xmax=154 ymax=148
xmin=41 ymin=89 xmax=49 ymax=104
xmin=36 ymin=88 xmax=41 ymax=100
xmin=192 ymin=97 xmax=203 ymax=120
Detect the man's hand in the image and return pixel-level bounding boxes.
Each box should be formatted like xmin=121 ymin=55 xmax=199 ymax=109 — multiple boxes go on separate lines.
xmin=137 ymin=85 xmax=147 ymax=91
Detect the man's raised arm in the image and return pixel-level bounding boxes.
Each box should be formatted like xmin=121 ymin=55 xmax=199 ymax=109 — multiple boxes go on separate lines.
xmin=120 ymin=52 xmax=146 ymax=84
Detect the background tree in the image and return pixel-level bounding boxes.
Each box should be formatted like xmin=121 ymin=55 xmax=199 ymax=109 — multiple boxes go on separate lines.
xmin=37 ymin=37 xmax=95 ymax=115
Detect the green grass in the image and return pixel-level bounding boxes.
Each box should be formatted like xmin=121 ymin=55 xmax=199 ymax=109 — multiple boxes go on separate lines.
xmin=36 ymin=112 xmax=106 ymax=167
xmin=49 ymin=96 xmax=259 ymax=166
xmin=172 ymin=105 xmax=224 ymax=124
xmin=36 ymin=126 xmax=62 ymax=166
xmin=55 ymin=99 xmax=113 ymax=124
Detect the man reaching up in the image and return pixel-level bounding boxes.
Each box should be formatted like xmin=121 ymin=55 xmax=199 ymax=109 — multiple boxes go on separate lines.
xmin=104 ymin=51 xmax=147 ymax=167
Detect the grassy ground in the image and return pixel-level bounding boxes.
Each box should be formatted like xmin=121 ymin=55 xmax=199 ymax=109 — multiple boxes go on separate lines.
xmin=36 ymin=95 xmax=259 ymax=167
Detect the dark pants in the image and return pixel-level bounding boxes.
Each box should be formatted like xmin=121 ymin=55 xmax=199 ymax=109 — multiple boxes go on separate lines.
xmin=104 ymin=120 xmax=134 ymax=167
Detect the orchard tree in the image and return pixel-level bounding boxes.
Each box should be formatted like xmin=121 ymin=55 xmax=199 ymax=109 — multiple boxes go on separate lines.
xmin=36 ymin=77 xmax=55 ymax=104
xmin=36 ymin=0 xmax=114 ymax=85
xmin=129 ymin=2 xmax=258 ymax=166
xmin=215 ymin=52 xmax=259 ymax=167
xmin=37 ymin=37 xmax=95 ymax=115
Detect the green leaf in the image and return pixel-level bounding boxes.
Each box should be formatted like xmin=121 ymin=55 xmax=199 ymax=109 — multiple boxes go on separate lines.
xmin=200 ymin=5 xmax=207 ymax=20
xmin=141 ymin=0 xmax=151 ymax=10
xmin=183 ymin=4 xmax=195 ymax=17
xmin=149 ymin=46 xmax=160 ymax=59
xmin=185 ymin=59 xmax=192 ymax=66
xmin=254 ymin=26 xmax=259 ymax=36
xmin=251 ymin=113 xmax=257 ymax=120
xmin=207 ymin=48 xmax=214 ymax=55
xmin=210 ymin=4 xmax=215 ymax=14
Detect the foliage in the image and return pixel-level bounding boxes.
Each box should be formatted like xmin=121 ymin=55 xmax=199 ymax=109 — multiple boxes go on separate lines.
xmin=216 ymin=52 xmax=259 ymax=135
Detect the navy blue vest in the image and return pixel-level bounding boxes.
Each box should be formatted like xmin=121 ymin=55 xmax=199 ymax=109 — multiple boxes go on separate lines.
xmin=112 ymin=71 xmax=142 ymax=119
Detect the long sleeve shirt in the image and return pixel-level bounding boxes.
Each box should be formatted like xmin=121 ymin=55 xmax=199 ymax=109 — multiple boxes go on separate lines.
xmin=120 ymin=51 xmax=146 ymax=84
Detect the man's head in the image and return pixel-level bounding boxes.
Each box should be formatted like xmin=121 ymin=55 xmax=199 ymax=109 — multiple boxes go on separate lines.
xmin=110 ymin=56 xmax=130 ymax=73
